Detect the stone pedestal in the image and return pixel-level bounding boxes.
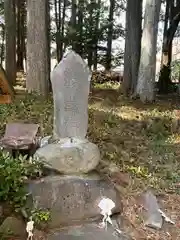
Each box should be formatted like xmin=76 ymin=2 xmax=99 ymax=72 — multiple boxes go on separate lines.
xmin=35 ymin=138 xmax=100 ymax=174
xmin=27 ymin=174 xmax=122 ymax=228
xmin=30 ymin=51 xmax=123 ymax=235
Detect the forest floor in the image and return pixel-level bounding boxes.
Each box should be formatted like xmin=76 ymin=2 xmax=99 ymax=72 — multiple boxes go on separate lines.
xmin=0 ymin=82 xmax=180 ymax=239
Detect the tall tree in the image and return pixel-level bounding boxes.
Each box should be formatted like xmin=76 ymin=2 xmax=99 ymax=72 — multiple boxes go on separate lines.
xmin=71 ymin=0 xmax=77 ymax=51
xmin=122 ymin=0 xmax=142 ymax=96
xmin=0 ymin=24 xmax=5 ymax=64
xmin=61 ymin=0 xmax=66 ymax=54
xmin=46 ymin=0 xmax=51 ymax=91
xmin=16 ymin=0 xmax=26 ymax=71
xmin=93 ymin=0 xmax=101 ymax=70
xmin=26 ymin=0 xmax=50 ymax=98
xmin=77 ymin=0 xmax=84 ymax=55
xmin=4 ymin=0 xmax=16 ymax=85
xmin=106 ymin=0 xmax=115 ymax=71
xmin=136 ymin=0 xmax=161 ymax=102
xmin=54 ymin=0 xmax=63 ymax=62
xmin=158 ymin=0 xmax=180 ymax=93
xmin=87 ymin=0 xmax=94 ymax=68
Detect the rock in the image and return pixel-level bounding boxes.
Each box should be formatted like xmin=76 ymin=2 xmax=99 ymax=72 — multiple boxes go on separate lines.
xmin=47 ymin=223 xmax=131 ymax=240
xmin=0 ymin=123 xmax=39 ymax=154
xmin=27 ymin=174 xmax=122 ymax=228
xmin=40 ymin=136 xmax=51 ymax=148
xmin=0 ymin=216 xmax=26 ymax=238
xmin=35 ymin=138 xmax=100 ymax=174
xmin=143 ymin=191 xmax=163 ymax=229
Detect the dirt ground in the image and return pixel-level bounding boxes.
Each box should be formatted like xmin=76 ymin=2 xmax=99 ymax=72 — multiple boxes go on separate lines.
xmin=90 ymin=87 xmax=180 ymax=240
xmin=1 ymin=84 xmax=180 ymax=239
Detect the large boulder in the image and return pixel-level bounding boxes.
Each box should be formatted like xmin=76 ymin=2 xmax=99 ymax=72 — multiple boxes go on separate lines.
xmin=35 ymin=138 xmax=100 ymax=174
xmin=0 ymin=216 xmax=26 ymax=238
xmin=27 ymin=174 xmax=122 ymax=228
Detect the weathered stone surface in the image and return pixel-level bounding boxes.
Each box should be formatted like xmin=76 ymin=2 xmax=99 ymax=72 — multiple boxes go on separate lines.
xmin=47 ymin=223 xmax=131 ymax=240
xmin=35 ymin=138 xmax=100 ymax=174
xmin=143 ymin=191 xmax=162 ymax=229
xmin=0 ymin=123 xmax=39 ymax=150
xmin=27 ymin=174 xmax=122 ymax=228
xmin=51 ymin=51 xmax=91 ymax=139
xmin=0 ymin=216 xmax=26 ymax=237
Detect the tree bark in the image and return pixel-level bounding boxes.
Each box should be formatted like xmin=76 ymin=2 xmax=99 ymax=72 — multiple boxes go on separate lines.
xmin=26 ymin=0 xmax=49 ymax=98
xmin=106 ymin=0 xmax=115 ymax=71
xmin=93 ymin=0 xmax=101 ymax=70
xmin=0 ymin=24 xmax=5 ymax=64
xmin=4 ymin=0 xmax=16 ymax=85
xmin=46 ymin=0 xmax=51 ymax=92
xmin=77 ymin=0 xmax=83 ymax=56
xmin=54 ymin=0 xmax=60 ymax=62
xmin=71 ymin=0 xmax=77 ymax=51
xmin=158 ymin=1 xmax=180 ymax=93
xmin=55 ymin=0 xmax=63 ymax=62
xmin=61 ymin=0 xmax=66 ymax=54
xmin=87 ymin=0 xmax=94 ymax=68
xmin=121 ymin=0 xmax=142 ymax=96
xmin=136 ymin=0 xmax=161 ymax=102
xmin=16 ymin=0 xmax=26 ymax=71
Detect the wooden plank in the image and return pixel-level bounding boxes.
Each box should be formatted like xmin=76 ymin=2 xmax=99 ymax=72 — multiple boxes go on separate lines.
xmin=0 ymin=95 xmax=12 ymax=104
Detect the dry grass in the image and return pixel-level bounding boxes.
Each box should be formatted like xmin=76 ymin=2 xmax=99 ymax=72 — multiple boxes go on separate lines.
xmin=0 ymin=83 xmax=180 ymax=239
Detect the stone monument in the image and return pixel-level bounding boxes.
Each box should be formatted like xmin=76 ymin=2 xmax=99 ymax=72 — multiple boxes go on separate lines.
xmin=30 ymin=51 xmax=123 ymax=232
xmin=51 ymin=50 xmax=90 ymax=139
xmin=35 ymin=51 xmax=100 ymax=174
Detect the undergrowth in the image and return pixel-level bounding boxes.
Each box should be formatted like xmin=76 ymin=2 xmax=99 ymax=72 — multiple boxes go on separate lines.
xmin=0 ymin=84 xmax=180 ymax=195
xmin=0 ymin=151 xmax=42 ymax=210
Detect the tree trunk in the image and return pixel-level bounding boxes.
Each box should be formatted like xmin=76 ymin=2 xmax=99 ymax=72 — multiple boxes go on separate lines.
xmin=93 ymin=0 xmax=101 ymax=70
xmin=61 ymin=0 xmax=66 ymax=55
xmin=26 ymin=0 xmax=49 ymax=98
xmin=158 ymin=1 xmax=180 ymax=94
xmin=58 ymin=0 xmax=63 ymax=59
xmin=0 ymin=24 xmax=5 ymax=64
xmin=77 ymin=0 xmax=83 ymax=56
xmin=54 ymin=0 xmax=60 ymax=62
xmin=4 ymin=0 xmax=16 ymax=85
xmin=161 ymin=0 xmax=170 ymax=68
xmin=87 ymin=0 xmax=94 ymax=69
xmin=136 ymin=0 xmax=161 ymax=102
xmin=121 ymin=0 xmax=142 ymax=96
xmin=106 ymin=0 xmax=115 ymax=71
xmin=46 ymin=0 xmax=51 ymax=92
xmin=16 ymin=0 xmax=26 ymax=71
xmin=71 ymin=0 xmax=77 ymax=51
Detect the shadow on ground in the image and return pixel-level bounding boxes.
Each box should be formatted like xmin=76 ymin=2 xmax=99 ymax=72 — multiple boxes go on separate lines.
xmin=88 ymin=106 xmax=180 ymax=186
xmin=90 ymin=88 xmax=179 ymax=112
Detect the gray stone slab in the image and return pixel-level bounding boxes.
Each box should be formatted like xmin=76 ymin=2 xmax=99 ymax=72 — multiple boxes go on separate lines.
xmin=47 ymin=223 xmax=131 ymax=240
xmin=27 ymin=174 xmax=122 ymax=228
xmin=143 ymin=191 xmax=162 ymax=229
